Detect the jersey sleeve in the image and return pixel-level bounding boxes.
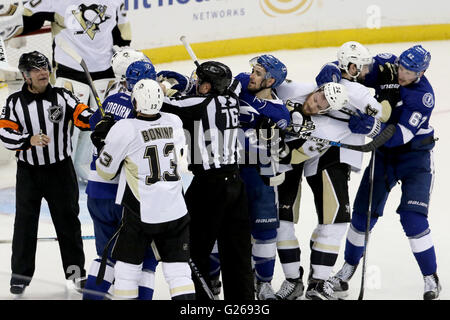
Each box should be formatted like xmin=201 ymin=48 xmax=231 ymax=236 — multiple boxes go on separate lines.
xmin=0 ymin=97 xmax=31 ymax=150
xmin=363 ymin=53 xmax=398 ymax=89
xmin=22 ymin=0 xmax=55 ymax=35
xmin=383 ymin=88 xmax=434 ymax=148
xmin=62 ymin=89 xmax=93 ymax=131
xmin=161 ymin=95 xmax=213 ymax=121
xmin=350 ymin=83 xmax=391 ymax=122
xmin=276 ymin=81 xmax=317 ymax=103
xmin=96 ymin=120 xmax=134 ymax=180
xmin=112 ymin=1 xmax=131 ymax=46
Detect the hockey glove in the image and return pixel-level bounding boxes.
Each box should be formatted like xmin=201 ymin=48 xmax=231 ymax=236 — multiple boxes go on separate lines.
xmin=348 ymin=109 xmax=382 ymax=138
xmin=157 ymin=71 xmax=190 ymax=93
xmin=91 ymin=113 xmax=116 ymax=153
xmin=378 ymin=62 xmax=398 ymax=84
xmin=315 ymin=62 xmax=342 ymax=87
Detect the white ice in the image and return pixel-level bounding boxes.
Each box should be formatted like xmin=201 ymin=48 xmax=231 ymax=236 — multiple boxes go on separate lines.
xmin=0 ymin=40 xmax=449 ymax=300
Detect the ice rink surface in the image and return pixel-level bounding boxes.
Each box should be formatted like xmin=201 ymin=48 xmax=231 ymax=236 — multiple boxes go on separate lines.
xmin=0 ymin=40 xmax=449 ymax=301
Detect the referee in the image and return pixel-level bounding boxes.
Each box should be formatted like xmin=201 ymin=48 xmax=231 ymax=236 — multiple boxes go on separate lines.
xmin=161 ymin=61 xmax=254 ymax=300
xmin=0 ymin=51 xmax=92 ymax=295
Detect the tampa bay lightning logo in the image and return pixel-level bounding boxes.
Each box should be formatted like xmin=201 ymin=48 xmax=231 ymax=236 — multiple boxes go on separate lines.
xmin=48 ymin=105 xmax=63 ymax=123
xmin=422 ymin=93 xmax=434 ymax=108
xmin=377 ymin=53 xmax=393 ymax=59
xmin=239 ymin=103 xmax=260 ymax=125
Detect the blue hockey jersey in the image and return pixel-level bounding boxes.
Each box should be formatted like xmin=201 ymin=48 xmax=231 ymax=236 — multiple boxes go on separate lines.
xmin=85 ymin=92 xmax=135 ymax=199
xmin=365 ymin=54 xmax=435 ymax=148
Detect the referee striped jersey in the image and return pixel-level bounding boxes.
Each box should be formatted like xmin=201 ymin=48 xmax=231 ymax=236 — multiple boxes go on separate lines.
xmin=161 ymin=79 xmax=242 ymax=175
xmin=0 ymin=83 xmax=92 ymax=166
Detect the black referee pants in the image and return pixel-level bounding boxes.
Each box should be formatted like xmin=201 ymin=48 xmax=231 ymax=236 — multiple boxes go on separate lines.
xmin=185 ymin=169 xmax=254 ymax=300
xmin=11 ymin=158 xmax=86 ymax=286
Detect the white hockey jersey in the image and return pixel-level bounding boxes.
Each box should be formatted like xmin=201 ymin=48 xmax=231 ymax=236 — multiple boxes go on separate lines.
xmin=96 ymin=112 xmax=187 ymax=224
xmin=24 ymin=0 xmax=130 ymax=73
xmin=276 ymin=79 xmax=388 ymax=176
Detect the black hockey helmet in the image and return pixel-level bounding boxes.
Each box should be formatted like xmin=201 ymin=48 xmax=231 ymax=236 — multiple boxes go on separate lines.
xmin=196 ymin=61 xmax=232 ymax=94
xmin=18 ymin=51 xmax=52 ymax=73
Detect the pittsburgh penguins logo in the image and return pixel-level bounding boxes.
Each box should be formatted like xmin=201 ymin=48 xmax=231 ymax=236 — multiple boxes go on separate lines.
xmin=72 ymin=4 xmax=111 ymax=40
xmin=365 ymin=104 xmax=378 ymax=116
xmin=48 ymin=105 xmax=63 ymax=123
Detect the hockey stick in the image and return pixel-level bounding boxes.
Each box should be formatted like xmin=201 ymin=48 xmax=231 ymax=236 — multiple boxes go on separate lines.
xmin=358 ymin=150 xmax=376 ymax=300
xmin=55 ymin=37 xmax=105 ymax=117
xmin=0 ymin=235 xmax=95 ymax=244
xmin=288 ymin=124 xmax=395 ymax=153
xmin=180 ymin=36 xmax=200 ymax=67
xmin=188 ymin=258 xmax=217 ymax=300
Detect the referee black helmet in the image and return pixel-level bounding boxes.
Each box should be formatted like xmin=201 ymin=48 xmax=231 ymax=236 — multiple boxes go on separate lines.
xmin=196 ymin=61 xmax=232 ymax=95
xmin=18 ymin=51 xmax=52 ymax=74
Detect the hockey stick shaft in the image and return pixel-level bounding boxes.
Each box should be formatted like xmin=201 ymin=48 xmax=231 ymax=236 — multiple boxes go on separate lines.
xmin=55 ymin=37 xmax=105 ymax=117
xmin=180 ymin=36 xmax=200 ymax=67
xmin=188 ymin=258 xmax=216 ymax=300
xmin=358 ymin=150 xmax=376 ymax=300
xmin=290 ymin=124 xmax=396 ymax=152
xmin=0 ymin=235 xmax=95 ymax=244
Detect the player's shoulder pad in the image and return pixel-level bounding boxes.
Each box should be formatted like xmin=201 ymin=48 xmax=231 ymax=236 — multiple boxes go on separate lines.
xmin=373 ymin=53 xmax=398 ymax=65
xmin=401 ymin=77 xmax=435 ymax=111
xmin=161 ymin=111 xmax=183 ymax=126
xmin=104 ymin=91 xmax=131 ymax=103
xmin=342 ymin=80 xmax=371 ymax=102
xmin=54 ymin=86 xmax=81 ymax=103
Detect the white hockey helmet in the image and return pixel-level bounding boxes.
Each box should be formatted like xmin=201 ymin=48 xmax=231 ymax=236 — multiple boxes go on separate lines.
xmin=111 ymin=47 xmax=151 ymax=81
xmin=337 ymin=41 xmax=373 ymax=80
xmin=320 ymin=82 xmax=349 ymax=114
xmin=131 ymin=79 xmax=164 ymax=115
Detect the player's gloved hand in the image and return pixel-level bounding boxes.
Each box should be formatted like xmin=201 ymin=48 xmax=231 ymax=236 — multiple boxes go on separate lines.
xmin=288 ymin=110 xmax=304 ymax=134
xmin=348 ymin=109 xmax=381 ymax=138
xmin=91 ymin=113 xmax=116 ymax=153
xmin=376 ymin=85 xmax=401 ymax=108
xmin=315 ymin=63 xmax=342 ymax=87
xmin=157 ymin=71 xmax=189 ymax=93
xmin=257 ymin=116 xmax=277 ymax=141
xmin=378 ymin=62 xmax=398 ymax=83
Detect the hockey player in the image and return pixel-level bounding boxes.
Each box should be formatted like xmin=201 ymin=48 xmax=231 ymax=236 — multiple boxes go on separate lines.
xmin=276 ymin=81 xmax=364 ymax=300
xmin=4 ymin=0 xmax=132 ymax=183
xmin=160 ymin=61 xmax=254 ymax=300
xmin=106 ymin=47 xmax=152 ymax=97
xmin=327 ymin=45 xmax=441 ymax=300
xmin=235 ymin=55 xmax=291 ymax=300
xmin=275 ymin=42 xmax=395 ymax=300
xmin=95 ymin=79 xmax=195 ymax=300
xmin=83 ymin=60 xmax=158 ymax=300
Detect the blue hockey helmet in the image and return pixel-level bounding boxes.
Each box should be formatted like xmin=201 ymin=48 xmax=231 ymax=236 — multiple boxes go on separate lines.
xmin=125 ymin=60 xmax=157 ymax=91
xmin=249 ymin=54 xmax=287 ymax=88
xmin=398 ymin=45 xmax=431 ymax=73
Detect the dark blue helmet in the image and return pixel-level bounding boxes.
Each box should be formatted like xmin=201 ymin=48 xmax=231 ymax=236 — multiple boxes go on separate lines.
xmin=398 ymin=45 xmax=431 ymax=73
xmin=250 ymin=54 xmax=287 ymax=88
xmin=125 ymin=60 xmax=157 ymax=91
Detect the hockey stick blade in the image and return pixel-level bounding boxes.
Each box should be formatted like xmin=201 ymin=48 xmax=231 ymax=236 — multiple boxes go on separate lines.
xmin=56 ymin=37 xmax=105 ymax=116
xmin=0 ymin=235 xmax=95 ymax=244
xmin=180 ymin=36 xmax=200 ymax=67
